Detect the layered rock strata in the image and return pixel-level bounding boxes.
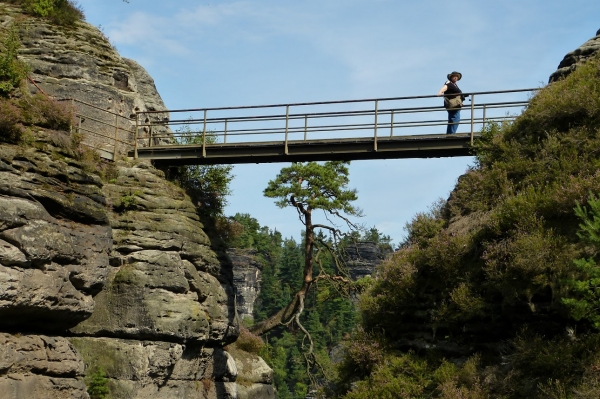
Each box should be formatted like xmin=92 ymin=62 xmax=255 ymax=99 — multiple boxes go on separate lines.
xmin=1 ymin=2 xmax=171 ymax=159
xmin=343 ymin=241 xmax=391 ymax=280
xmin=0 ymin=3 xmax=274 ymax=398
xmin=229 ymin=249 xmax=263 ymax=322
xmin=549 ymin=28 xmax=600 ymax=82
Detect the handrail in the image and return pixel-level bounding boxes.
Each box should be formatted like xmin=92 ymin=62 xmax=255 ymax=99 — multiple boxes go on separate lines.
xmin=59 ymin=98 xmax=137 ymax=160
xmin=58 ymin=88 xmax=537 ymax=162
xmin=139 ymin=88 xmax=536 ymax=114
xmin=136 ymin=88 xmax=535 ymax=156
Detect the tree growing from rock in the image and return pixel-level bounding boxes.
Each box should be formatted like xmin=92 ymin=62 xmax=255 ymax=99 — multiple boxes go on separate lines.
xmin=172 ymin=124 xmax=234 ymax=217
xmin=250 ymin=161 xmax=361 ymax=341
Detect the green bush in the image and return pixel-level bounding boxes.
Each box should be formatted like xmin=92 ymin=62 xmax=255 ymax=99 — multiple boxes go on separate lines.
xmin=562 ymin=195 xmax=600 ymax=328
xmin=341 ymin=352 xmax=491 ymax=399
xmin=18 ymin=94 xmax=75 ymax=130
xmin=0 ymin=94 xmax=75 ymax=143
xmin=233 ymin=326 xmax=264 ymax=354
xmin=7 ymin=0 xmax=85 ymax=27
xmin=86 ymin=367 xmax=109 ymax=399
xmin=0 ymin=98 xmax=25 ymax=142
xmin=0 ymin=25 xmax=29 ymax=95
xmin=170 ymin=124 xmax=234 ymax=217
xmin=342 ymin=49 xmax=600 ymax=399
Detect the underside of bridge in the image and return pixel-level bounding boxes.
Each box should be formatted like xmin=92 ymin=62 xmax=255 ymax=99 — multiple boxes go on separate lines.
xmin=132 ymin=133 xmax=476 ymax=166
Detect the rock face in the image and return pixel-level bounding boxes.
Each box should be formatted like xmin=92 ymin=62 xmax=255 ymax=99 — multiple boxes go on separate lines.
xmin=71 ymin=163 xmax=238 ymax=346
xmin=227 ymin=347 xmax=276 ymax=399
xmin=0 ymin=4 xmax=273 ymax=398
xmin=1 ymin=2 xmax=171 ymax=159
xmin=0 ymin=134 xmax=111 ymax=332
xmin=0 ymin=333 xmax=88 ymax=399
xmin=229 ymin=249 xmax=263 ymax=322
xmin=344 ymin=241 xmax=391 ymax=280
xmin=549 ymin=28 xmax=600 ymax=82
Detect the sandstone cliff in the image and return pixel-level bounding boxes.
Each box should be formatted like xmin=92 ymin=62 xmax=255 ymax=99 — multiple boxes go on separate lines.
xmin=549 ymin=28 xmax=600 ymax=82
xmin=229 ymin=248 xmax=263 ymax=323
xmin=0 ymin=3 xmax=274 ymax=398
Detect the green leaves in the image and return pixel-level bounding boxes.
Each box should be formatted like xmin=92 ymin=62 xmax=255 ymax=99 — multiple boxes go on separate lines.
xmin=562 ymin=195 xmax=600 ymax=328
xmin=8 ymin=0 xmax=85 ymax=27
xmin=264 ymin=161 xmax=359 ymax=216
xmin=0 ymin=25 xmax=29 ymax=95
xmin=173 ymin=124 xmax=234 ymax=216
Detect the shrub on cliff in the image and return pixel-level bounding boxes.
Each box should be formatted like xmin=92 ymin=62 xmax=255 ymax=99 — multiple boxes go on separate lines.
xmin=0 ymin=25 xmax=29 ymax=95
xmin=0 ymin=93 xmax=75 ymax=143
xmin=170 ymin=124 xmax=234 ymax=218
xmin=339 ymin=54 xmax=600 ymax=398
xmin=6 ymin=0 xmax=84 ymax=27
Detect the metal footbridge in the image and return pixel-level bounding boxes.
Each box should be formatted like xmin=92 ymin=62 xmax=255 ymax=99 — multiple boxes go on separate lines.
xmin=69 ymin=88 xmax=535 ymax=165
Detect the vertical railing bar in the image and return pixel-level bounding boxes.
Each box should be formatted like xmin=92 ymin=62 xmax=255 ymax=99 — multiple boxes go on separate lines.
xmin=113 ymin=113 xmax=119 ymax=160
xmin=284 ymin=105 xmax=290 ymax=155
xmin=390 ymin=110 xmax=394 ymax=137
xmin=304 ymin=114 xmax=308 ymax=141
xmin=134 ymin=113 xmax=139 ymax=159
xmin=202 ymin=109 xmax=207 ymax=158
xmin=482 ymin=104 xmax=487 ymax=132
xmin=374 ymin=100 xmax=379 ymax=151
xmin=224 ymin=119 xmax=228 ymax=144
xmin=470 ymin=94 xmax=475 ymax=145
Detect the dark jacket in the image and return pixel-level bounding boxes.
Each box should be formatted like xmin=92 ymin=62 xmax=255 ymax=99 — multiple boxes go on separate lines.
xmin=444 ymin=81 xmax=463 ymax=99
xmin=443 ymin=81 xmax=466 ymax=109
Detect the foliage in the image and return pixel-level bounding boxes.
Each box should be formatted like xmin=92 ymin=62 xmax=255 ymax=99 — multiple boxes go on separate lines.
xmin=0 ymin=97 xmax=25 ymax=142
xmin=171 ymin=124 xmax=234 ymax=217
xmin=227 ymin=213 xmax=283 ymax=256
xmin=0 ymin=94 xmax=75 ymax=143
xmin=232 ymin=326 xmax=264 ymax=354
xmin=116 ymin=190 xmax=141 ymax=212
xmin=401 ymin=198 xmax=446 ymax=247
xmin=7 ymin=0 xmax=85 ymax=27
xmin=86 ymin=367 xmax=110 ymax=399
xmin=339 ymin=54 xmax=600 ymax=398
xmin=255 ymin=234 xmax=357 ymax=395
xmin=229 ymin=214 xmax=357 ymax=396
xmin=339 ymin=352 xmax=490 ymax=399
xmin=264 ymin=161 xmax=359 ymax=216
xmin=17 ymin=94 xmax=75 ymax=129
xmin=562 ymin=195 xmax=600 ymax=329
xmin=0 ymin=24 xmax=29 ymax=95
xmin=340 ymin=226 xmax=394 ymax=253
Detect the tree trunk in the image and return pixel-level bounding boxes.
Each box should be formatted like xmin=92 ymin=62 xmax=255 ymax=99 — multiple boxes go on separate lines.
xmin=250 ymin=208 xmax=315 ymax=336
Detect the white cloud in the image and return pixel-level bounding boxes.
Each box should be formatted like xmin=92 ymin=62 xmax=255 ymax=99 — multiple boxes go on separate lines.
xmin=107 ymin=12 xmax=190 ymax=56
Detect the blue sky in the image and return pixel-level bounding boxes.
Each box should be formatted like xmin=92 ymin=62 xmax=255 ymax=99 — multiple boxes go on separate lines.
xmin=77 ymin=0 xmax=600 ymax=244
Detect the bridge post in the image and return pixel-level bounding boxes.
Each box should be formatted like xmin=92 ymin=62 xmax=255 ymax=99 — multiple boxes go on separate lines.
xmin=470 ymin=94 xmax=475 ymax=145
xmin=113 ymin=113 xmax=119 ymax=158
xmin=202 ymin=109 xmax=207 ymax=158
xmin=284 ymin=105 xmax=289 ymax=155
xmin=134 ymin=113 xmax=138 ymax=159
xmin=374 ymin=100 xmax=379 ymax=151
xmin=482 ymin=105 xmax=487 ymax=132
xmin=304 ymin=114 xmax=308 ymax=141
xmin=224 ymin=119 xmax=228 ymax=144
xmin=390 ymin=110 xmax=394 ymax=137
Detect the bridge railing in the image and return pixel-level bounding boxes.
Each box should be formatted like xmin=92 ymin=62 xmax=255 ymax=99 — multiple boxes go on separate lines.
xmin=134 ymin=88 xmax=537 ymax=158
xmin=58 ymin=98 xmax=136 ymax=161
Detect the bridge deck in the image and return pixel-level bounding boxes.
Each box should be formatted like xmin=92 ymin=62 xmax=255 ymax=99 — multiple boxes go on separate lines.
xmin=132 ymin=133 xmax=476 ymax=166
xmin=66 ymin=88 xmax=533 ymax=165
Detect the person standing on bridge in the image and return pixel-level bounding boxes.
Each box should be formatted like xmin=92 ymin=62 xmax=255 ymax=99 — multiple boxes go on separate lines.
xmin=437 ymin=71 xmax=466 ymax=134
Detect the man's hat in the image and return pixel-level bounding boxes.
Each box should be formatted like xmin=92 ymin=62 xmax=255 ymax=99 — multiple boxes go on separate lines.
xmin=447 ymin=71 xmax=462 ymax=80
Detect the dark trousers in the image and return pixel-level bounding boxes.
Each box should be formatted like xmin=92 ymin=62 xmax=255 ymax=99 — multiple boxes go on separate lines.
xmin=447 ymin=110 xmax=460 ymax=134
